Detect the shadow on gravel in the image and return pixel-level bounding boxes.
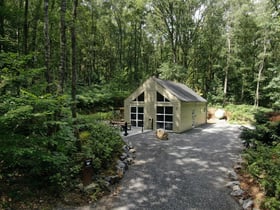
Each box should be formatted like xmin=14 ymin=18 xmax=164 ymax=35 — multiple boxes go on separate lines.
xmin=80 ymin=122 xmax=243 ymax=210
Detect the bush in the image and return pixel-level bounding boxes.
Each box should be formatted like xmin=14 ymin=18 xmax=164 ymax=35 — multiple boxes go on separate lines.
xmin=77 ymin=115 xmax=124 ymax=171
xmin=241 ymin=111 xmax=280 ymax=209
xmin=224 ymin=104 xmax=272 ymax=124
xmin=0 ymin=93 xmax=79 ymax=193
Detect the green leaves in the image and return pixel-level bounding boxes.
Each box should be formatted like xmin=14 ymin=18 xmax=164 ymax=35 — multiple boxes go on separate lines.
xmin=241 ymin=110 xmax=280 ymax=209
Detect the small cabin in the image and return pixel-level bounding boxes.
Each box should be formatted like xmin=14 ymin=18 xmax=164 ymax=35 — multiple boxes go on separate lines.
xmin=124 ymin=77 xmax=207 ymax=133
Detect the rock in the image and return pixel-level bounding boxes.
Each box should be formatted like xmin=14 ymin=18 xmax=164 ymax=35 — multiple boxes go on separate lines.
xmin=156 ymin=128 xmax=168 ymax=140
xmin=215 ymin=109 xmax=226 ymax=119
xmin=232 ymin=185 xmax=241 ymax=191
xmin=122 ymin=145 xmax=129 ymax=153
xmin=230 ymin=189 xmax=244 ymax=197
xmin=243 ymin=198 xmax=254 ymax=209
xmin=117 ymin=160 xmax=126 ymax=169
xmin=228 ymin=170 xmax=238 ymax=180
xmin=234 ymin=164 xmax=242 ymax=170
xmin=120 ymin=152 xmax=128 ymax=161
xmin=225 ymin=181 xmax=240 ymax=188
xmin=129 ymin=148 xmax=136 ymax=153
xmin=127 ymin=142 xmax=134 ymax=149
xmin=106 ymin=175 xmax=120 ymax=185
xmin=127 ymin=157 xmax=134 ymax=164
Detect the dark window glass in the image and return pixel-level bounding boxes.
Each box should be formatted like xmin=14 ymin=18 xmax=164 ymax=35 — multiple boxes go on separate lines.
xmin=165 ymin=106 xmax=173 ymax=114
xmin=138 ymin=92 xmax=144 ymax=101
xmin=138 ymin=120 xmax=143 ymax=127
xmin=131 ymin=121 xmax=136 ymax=126
xmin=157 ymin=115 xmax=164 ymax=121
xmin=131 ymin=107 xmax=136 ymax=112
xmin=138 ymin=107 xmax=144 ymax=113
xmin=157 ymin=92 xmax=164 ymax=101
xmin=138 ymin=114 xmax=144 ymax=120
xmin=157 ymin=106 xmax=164 ymax=114
xmin=165 ymin=115 xmax=173 ymax=122
xmin=131 ymin=114 xmax=136 ymax=119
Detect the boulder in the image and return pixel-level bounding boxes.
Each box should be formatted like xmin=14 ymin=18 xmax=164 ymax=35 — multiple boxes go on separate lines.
xmin=156 ymin=128 xmax=168 ymax=140
xmin=215 ymin=109 xmax=226 ymax=119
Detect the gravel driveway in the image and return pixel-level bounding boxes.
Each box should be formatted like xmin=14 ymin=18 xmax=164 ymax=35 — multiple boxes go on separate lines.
xmin=84 ymin=122 xmax=243 ymax=210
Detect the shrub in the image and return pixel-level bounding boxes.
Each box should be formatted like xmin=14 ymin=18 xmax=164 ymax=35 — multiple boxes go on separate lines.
xmin=241 ymin=111 xmax=280 ymax=209
xmin=77 ymin=115 xmax=124 ymax=171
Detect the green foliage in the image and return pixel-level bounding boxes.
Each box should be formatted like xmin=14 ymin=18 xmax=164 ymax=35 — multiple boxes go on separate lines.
xmin=0 ymin=53 xmax=45 ymax=96
xmin=241 ymin=110 xmax=280 ymax=209
xmin=241 ymin=111 xmax=280 ymax=145
xmin=0 ymin=91 xmax=78 ymax=192
xmin=242 ymin=143 xmax=280 ymax=209
xmin=265 ymin=68 xmax=280 ymax=111
xmin=224 ymin=104 xmax=272 ymax=124
xmin=77 ymin=115 xmax=124 ymax=171
xmin=157 ymin=63 xmax=186 ymax=83
xmin=0 ymin=91 xmax=124 ymax=197
xmin=76 ymin=84 xmax=129 ymax=113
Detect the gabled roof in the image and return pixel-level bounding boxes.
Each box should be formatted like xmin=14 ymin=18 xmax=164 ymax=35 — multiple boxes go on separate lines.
xmin=153 ymin=77 xmax=207 ymax=102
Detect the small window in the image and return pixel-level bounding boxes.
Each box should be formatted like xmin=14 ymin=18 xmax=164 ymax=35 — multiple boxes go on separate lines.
xmin=157 ymin=92 xmax=169 ymax=102
xmin=130 ymin=106 xmax=144 ymax=127
xmin=133 ymin=92 xmax=145 ymax=101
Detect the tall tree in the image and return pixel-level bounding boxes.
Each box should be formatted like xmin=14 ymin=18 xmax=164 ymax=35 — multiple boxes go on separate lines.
xmin=23 ymin=0 xmax=28 ymax=54
xmin=0 ymin=0 xmax=5 ymax=52
xmin=59 ymin=0 xmax=67 ymax=93
xmin=44 ymin=0 xmax=52 ymax=92
xmin=71 ymin=0 xmax=78 ymax=118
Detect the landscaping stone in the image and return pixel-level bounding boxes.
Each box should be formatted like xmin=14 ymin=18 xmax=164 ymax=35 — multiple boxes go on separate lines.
xmin=225 ymin=181 xmax=240 ymax=188
xmin=233 ymin=164 xmax=242 ymax=170
xmin=105 ymin=175 xmax=120 ymax=185
xmin=228 ymin=170 xmax=238 ymax=180
xmin=129 ymin=148 xmax=136 ymax=153
xmin=232 ymin=185 xmax=241 ymax=191
xmin=120 ymin=152 xmax=128 ymax=161
xmin=242 ymin=198 xmax=254 ymax=209
xmin=116 ymin=160 xmax=126 ymax=169
xmin=230 ymin=189 xmax=244 ymax=197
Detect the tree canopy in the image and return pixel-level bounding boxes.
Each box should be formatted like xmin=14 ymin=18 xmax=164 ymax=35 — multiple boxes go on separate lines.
xmin=0 ymin=0 xmax=279 ymax=107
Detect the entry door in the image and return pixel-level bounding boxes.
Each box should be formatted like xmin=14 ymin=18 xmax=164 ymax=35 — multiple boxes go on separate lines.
xmin=130 ymin=106 xmax=144 ymax=127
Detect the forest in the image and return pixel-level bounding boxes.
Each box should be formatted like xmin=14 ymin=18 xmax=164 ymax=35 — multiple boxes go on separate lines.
xmin=0 ymin=0 xmax=279 ymax=209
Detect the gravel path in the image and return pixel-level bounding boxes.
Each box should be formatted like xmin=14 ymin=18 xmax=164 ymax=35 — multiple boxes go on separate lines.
xmin=75 ymin=121 xmax=243 ymax=210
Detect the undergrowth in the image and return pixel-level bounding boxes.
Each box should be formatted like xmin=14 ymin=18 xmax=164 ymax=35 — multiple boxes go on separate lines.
xmin=240 ymin=111 xmax=280 ymax=209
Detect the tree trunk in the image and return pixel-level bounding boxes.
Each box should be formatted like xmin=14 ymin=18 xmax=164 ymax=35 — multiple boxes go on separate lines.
xmin=23 ymin=0 xmax=28 ymax=54
xmin=0 ymin=0 xmax=4 ymax=52
xmin=223 ymin=32 xmax=231 ymax=107
xmin=30 ymin=0 xmax=42 ymax=66
xmin=254 ymin=37 xmax=267 ymax=108
xmin=59 ymin=0 xmax=67 ymax=93
xmin=71 ymin=0 xmax=78 ymax=118
xmin=44 ymin=0 xmax=52 ymax=93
